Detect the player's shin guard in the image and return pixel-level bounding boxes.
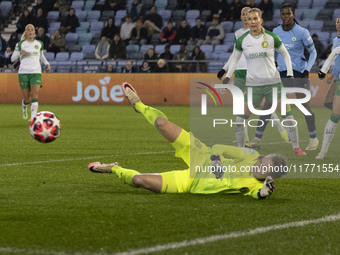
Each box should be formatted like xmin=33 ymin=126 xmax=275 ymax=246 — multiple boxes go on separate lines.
xmin=271 ymin=112 xmax=284 ymax=133
xmin=283 ymin=115 xmax=299 ymax=149
xmin=112 ymin=165 xmax=140 ymax=187
xmin=135 ymin=102 xmax=168 ymax=126
xmin=319 ymin=116 xmax=339 ymax=155
xmin=22 ymin=99 xmax=29 ymax=109
xmin=22 ymin=99 xmax=29 ymax=120
xmin=235 ymin=116 xmax=247 ymax=147
xmin=31 ymin=98 xmax=38 ymax=119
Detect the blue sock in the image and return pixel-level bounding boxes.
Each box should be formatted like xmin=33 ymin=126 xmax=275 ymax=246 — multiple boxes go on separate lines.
xmin=304 ymin=113 xmax=316 ymax=138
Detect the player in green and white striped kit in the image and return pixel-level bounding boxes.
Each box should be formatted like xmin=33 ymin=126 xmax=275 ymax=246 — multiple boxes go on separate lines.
xmin=217 ymin=7 xmax=288 ymax=145
xmin=223 ymin=8 xmax=306 ymax=156
xmin=11 ymin=24 xmax=50 ymax=120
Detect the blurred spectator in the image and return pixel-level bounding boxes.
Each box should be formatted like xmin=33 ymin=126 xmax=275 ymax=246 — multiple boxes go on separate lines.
xmin=229 ymin=0 xmax=244 ymax=21
xmin=312 ymin=33 xmax=326 ymax=60
xmin=143 ymin=6 xmax=163 ymax=37
xmin=105 ymin=64 xmax=116 ymax=72
xmin=204 ymin=15 xmax=224 ymax=45
xmin=109 ymin=34 xmax=126 ymax=59
xmin=53 ymin=0 xmax=71 ymax=12
xmin=120 ymin=15 xmax=136 ymax=45
xmin=7 ymin=32 xmax=19 ymax=51
xmin=36 ymin=27 xmax=50 ymax=50
xmin=153 ymin=58 xmax=170 ymax=72
xmin=177 ymin=0 xmax=191 ymax=9
xmin=159 ymin=44 xmax=174 ymax=60
xmin=177 ymin=19 xmax=191 ymax=45
xmin=259 ymin=0 xmax=273 ymax=21
xmin=191 ymin=0 xmax=209 ymax=10
xmin=244 ymin=0 xmax=257 ymax=8
xmin=210 ymin=0 xmax=230 ymax=21
xmin=139 ymin=60 xmax=151 ymax=73
xmin=3 ymin=47 xmax=13 ymax=68
xmin=144 ymin=47 xmax=158 ymax=69
xmin=104 ymin=0 xmax=127 ymax=12
xmin=95 ymin=36 xmax=110 ymax=60
xmin=0 ymin=34 xmax=7 ymax=68
xmin=101 ymin=17 xmax=119 ymax=41
xmin=92 ymin=0 xmax=106 ymax=12
xmin=121 ymin=60 xmax=137 ymax=73
xmin=60 ymin=8 xmax=80 ymax=34
xmin=35 ymin=8 xmax=48 ymax=31
xmin=49 ymin=29 xmax=66 ymax=53
xmin=128 ymin=0 xmax=144 ymax=22
xmin=31 ymin=0 xmax=52 ymax=16
xmin=188 ymin=46 xmax=207 ymax=72
xmin=188 ymin=17 xmax=207 ymax=46
xmin=160 ymin=21 xmax=177 ymax=44
xmin=321 ymin=44 xmax=333 ymax=60
xmin=130 ymin=18 xmax=148 ymax=45
xmin=17 ymin=9 xmax=36 ymax=34
xmin=174 ymin=44 xmax=189 ymax=72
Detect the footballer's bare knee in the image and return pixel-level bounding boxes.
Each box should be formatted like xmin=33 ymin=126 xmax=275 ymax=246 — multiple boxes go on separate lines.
xmin=132 ymin=174 xmax=162 ymax=193
xmin=154 ymin=117 xmax=168 ymax=130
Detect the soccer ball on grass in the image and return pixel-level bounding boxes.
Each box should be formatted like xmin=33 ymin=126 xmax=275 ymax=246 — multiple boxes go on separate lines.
xmin=29 ymin=111 xmax=61 ymax=143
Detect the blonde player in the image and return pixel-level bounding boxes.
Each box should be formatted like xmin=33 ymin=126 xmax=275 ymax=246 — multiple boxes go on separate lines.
xmin=222 ymin=8 xmax=306 ymax=156
xmin=11 ymin=24 xmax=50 ymax=120
xmin=218 ymin=7 xmax=288 ymax=145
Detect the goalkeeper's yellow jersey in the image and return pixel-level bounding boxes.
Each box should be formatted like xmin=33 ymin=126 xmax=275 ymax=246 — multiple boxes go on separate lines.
xmin=189 ymin=145 xmax=263 ymax=199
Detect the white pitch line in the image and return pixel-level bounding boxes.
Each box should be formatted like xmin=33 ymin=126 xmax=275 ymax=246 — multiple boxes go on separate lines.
xmin=0 ymin=138 xmax=309 ymax=168
xmin=0 ymin=150 xmax=174 ymax=167
xmin=1 ymin=213 xmax=340 ymax=255
xmin=113 ymin=213 xmax=340 ymax=255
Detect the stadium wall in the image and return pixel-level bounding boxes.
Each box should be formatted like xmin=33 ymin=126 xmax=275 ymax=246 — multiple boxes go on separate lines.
xmin=0 ymin=73 xmax=332 ymax=106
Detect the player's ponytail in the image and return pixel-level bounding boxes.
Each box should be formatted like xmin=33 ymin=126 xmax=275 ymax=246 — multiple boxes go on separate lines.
xmin=20 ymin=31 xmax=26 ymax=41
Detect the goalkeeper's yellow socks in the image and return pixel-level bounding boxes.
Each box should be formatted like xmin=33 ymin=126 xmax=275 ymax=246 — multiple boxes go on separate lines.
xmin=112 ymin=166 xmax=139 ymax=187
xmin=135 ymin=102 xmax=167 ymax=126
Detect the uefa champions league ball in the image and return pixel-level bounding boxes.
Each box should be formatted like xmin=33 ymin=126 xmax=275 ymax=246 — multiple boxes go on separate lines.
xmin=29 ymin=111 xmax=61 ymax=143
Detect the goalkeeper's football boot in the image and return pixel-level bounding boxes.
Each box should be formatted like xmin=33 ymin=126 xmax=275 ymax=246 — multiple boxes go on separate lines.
xmin=293 ymin=147 xmax=307 ymax=156
xmin=245 ymin=138 xmax=261 ymax=149
xmin=280 ymin=130 xmax=290 ymax=143
xmin=88 ymin=162 xmax=121 ymax=173
xmin=22 ymin=107 xmax=28 ymax=120
xmin=121 ymin=82 xmax=141 ymax=113
xmin=305 ymin=137 xmax=319 ymax=151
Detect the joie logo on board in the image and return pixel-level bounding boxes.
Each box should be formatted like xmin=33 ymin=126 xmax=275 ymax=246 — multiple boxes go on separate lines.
xmin=72 ymin=76 xmax=124 ymax=103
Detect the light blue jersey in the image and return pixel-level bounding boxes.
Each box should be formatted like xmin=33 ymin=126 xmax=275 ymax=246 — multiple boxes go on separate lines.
xmin=273 ymin=23 xmax=315 ymax=73
xmin=331 ymin=36 xmax=340 ymax=78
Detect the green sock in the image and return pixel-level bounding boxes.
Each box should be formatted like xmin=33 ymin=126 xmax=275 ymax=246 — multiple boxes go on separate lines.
xmin=112 ymin=166 xmax=140 ymax=187
xmin=135 ymin=102 xmax=167 ymax=126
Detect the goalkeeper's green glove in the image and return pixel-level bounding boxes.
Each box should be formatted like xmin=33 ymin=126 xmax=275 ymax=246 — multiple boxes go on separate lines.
xmin=257 ymin=176 xmax=275 ymax=199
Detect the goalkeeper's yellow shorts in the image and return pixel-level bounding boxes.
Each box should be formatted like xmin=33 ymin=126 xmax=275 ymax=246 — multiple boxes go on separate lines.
xmin=160 ymin=129 xmax=211 ymax=193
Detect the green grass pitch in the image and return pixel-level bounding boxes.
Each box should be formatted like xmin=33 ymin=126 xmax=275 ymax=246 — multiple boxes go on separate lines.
xmin=0 ymin=104 xmax=340 ymax=255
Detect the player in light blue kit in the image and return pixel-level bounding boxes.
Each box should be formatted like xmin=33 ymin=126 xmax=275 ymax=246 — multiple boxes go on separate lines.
xmin=246 ymin=3 xmax=318 ymax=151
xmin=316 ymin=17 xmax=340 ymax=159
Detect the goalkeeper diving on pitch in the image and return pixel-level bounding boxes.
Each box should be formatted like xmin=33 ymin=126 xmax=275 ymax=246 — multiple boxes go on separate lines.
xmin=88 ymin=82 xmax=287 ymax=199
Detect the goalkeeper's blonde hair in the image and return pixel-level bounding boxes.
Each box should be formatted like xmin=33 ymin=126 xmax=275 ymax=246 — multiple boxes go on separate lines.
xmin=21 ymin=24 xmax=35 ymax=41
